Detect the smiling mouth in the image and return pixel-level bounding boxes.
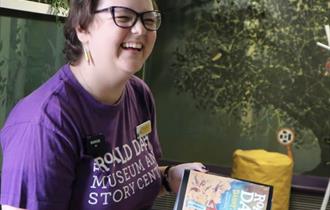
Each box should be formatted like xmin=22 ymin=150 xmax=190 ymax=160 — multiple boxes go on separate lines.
xmin=121 ymin=42 xmax=143 ymax=52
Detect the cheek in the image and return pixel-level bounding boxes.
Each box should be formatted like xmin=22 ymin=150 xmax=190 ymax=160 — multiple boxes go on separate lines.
xmin=91 ymin=23 xmax=125 ymax=49
xmin=92 ymin=33 xmax=122 ymax=58
xmin=150 ymin=33 xmax=157 ymax=45
xmin=146 ymin=33 xmax=157 ymax=53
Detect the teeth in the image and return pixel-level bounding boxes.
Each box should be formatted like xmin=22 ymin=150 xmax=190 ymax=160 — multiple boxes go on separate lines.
xmin=122 ymin=42 xmax=143 ymax=50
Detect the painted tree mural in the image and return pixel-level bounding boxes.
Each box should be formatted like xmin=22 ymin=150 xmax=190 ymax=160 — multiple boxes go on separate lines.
xmin=172 ymin=0 xmax=330 ymax=170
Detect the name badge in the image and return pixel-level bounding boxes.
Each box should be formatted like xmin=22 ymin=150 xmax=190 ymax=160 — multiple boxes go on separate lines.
xmin=136 ymin=120 xmax=152 ymax=138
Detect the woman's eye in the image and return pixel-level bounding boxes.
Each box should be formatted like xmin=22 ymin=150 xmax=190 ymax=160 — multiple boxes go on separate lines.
xmin=144 ymin=18 xmax=156 ymax=23
xmin=115 ymin=16 xmax=132 ymax=22
xmin=143 ymin=18 xmax=156 ymax=25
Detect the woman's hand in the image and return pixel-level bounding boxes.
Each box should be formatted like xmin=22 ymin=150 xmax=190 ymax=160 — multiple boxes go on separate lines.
xmin=167 ymin=162 xmax=208 ymax=193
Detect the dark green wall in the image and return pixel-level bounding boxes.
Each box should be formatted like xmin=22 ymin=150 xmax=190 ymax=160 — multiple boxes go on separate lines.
xmin=144 ymin=0 xmax=330 ymax=177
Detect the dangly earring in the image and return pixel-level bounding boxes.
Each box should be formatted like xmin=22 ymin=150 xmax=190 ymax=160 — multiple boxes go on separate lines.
xmin=83 ymin=45 xmax=93 ymax=65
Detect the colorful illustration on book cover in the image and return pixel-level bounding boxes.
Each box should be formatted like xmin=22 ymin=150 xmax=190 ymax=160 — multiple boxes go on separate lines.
xmin=182 ymin=171 xmax=271 ymax=210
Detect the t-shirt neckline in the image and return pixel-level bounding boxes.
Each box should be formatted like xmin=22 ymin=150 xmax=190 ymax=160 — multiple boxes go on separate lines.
xmin=62 ymin=64 xmax=126 ymax=112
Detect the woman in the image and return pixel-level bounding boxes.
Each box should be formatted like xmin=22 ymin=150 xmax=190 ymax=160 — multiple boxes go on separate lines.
xmin=0 ymin=0 xmax=207 ymax=209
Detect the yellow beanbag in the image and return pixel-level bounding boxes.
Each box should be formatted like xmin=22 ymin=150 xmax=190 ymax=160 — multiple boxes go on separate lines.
xmin=232 ymin=149 xmax=293 ymax=210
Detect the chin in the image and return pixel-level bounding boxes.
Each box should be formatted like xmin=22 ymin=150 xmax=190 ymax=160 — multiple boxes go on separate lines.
xmin=121 ymin=65 xmax=143 ymax=75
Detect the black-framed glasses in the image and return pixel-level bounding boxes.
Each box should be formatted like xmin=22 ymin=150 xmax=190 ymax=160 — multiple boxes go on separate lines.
xmin=94 ymin=6 xmax=162 ymax=31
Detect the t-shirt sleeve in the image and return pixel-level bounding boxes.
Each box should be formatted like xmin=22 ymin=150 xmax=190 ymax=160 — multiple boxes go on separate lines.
xmin=0 ymin=123 xmax=78 ymax=210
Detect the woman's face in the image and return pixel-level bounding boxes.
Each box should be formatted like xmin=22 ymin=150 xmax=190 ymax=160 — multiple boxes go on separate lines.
xmin=80 ymin=0 xmax=157 ymax=77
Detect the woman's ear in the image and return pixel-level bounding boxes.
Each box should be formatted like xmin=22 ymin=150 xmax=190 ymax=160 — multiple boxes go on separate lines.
xmin=75 ymin=25 xmax=90 ymax=43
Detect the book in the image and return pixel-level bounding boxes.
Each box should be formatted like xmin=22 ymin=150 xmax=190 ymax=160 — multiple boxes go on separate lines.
xmin=174 ymin=170 xmax=273 ymax=210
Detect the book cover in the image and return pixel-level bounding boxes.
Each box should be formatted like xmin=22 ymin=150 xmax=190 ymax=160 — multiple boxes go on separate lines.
xmin=174 ymin=170 xmax=273 ymax=210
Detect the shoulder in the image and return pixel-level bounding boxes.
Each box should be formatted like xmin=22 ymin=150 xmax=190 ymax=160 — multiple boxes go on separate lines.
xmin=126 ymin=75 xmax=155 ymax=108
xmin=128 ymin=75 xmax=154 ymax=99
xmin=128 ymin=75 xmax=152 ymax=94
xmin=1 ymin=65 xmax=78 ymax=132
xmin=0 ymin=65 xmax=80 ymax=158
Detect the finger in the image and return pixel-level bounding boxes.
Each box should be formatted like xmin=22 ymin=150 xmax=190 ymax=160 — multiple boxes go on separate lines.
xmin=191 ymin=163 xmax=208 ymax=173
xmin=194 ymin=162 xmax=208 ymax=170
xmin=193 ymin=168 xmax=208 ymax=173
xmin=189 ymin=162 xmax=204 ymax=168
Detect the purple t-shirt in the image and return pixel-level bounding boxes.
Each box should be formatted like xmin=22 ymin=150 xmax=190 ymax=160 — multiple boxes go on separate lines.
xmin=0 ymin=64 xmax=162 ymax=210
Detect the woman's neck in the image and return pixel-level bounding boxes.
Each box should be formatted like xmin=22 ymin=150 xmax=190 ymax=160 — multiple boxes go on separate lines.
xmin=70 ymin=63 xmax=131 ymax=105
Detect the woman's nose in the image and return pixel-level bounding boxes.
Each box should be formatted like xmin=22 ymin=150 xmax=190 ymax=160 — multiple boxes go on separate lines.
xmin=131 ymin=18 xmax=147 ymax=35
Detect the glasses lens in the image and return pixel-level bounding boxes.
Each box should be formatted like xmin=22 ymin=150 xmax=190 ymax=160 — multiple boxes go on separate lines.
xmin=113 ymin=7 xmax=136 ymax=28
xmin=142 ymin=11 xmax=161 ymax=31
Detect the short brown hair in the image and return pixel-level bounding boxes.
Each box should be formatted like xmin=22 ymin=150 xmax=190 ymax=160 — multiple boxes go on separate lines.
xmin=63 ymin=0 xmax=159 ymax=64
